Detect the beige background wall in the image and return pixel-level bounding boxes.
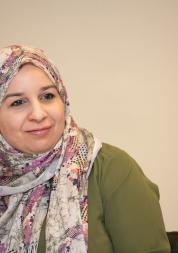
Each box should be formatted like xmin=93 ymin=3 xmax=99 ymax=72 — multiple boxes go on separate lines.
xmin=0 ymin=0 xmax=177 ymax=230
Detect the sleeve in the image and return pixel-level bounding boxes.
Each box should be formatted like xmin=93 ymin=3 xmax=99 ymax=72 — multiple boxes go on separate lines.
xmin=100 ymin=148 xmax=171 ymax=253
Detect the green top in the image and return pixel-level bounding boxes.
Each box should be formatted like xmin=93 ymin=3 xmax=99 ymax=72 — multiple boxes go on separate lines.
xmin=38 ymin=143 xmax=170 ymax=253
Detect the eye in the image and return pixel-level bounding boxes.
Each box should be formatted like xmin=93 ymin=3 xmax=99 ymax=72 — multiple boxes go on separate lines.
xmin=10 ymin=99 xmax=26 ymax=107
xmin=40 ymin=92 xmax=55 ymax=101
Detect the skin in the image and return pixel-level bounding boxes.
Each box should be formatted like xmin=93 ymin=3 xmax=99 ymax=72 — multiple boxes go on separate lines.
xmin=0 ymin=64 xmax=65 ymax=154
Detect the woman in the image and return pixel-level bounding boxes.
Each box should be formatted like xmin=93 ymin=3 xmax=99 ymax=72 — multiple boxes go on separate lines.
xmin=0 ymin=45 xmax=170 ymax=253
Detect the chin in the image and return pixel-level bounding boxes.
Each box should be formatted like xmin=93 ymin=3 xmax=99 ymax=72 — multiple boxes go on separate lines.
xmin=24 ymin=142 xmax=58 ymax=155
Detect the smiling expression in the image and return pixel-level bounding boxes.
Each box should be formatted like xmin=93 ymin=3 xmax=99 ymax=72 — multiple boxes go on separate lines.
xmin=0 ymin=64 xmax=65 ymax=154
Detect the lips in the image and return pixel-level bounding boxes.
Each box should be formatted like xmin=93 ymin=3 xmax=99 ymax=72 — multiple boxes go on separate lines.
xmin=26 ymin=126 xmax=52 ymax=136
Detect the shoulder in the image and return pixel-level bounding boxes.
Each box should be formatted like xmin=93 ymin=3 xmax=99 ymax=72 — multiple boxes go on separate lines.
xmin=88 ymin=144 xmax=170 ymax=253
xmin=90 ymin=143 xmax=159 ymax=202
xmin=94 ymin=142 xmax=134 ymax=170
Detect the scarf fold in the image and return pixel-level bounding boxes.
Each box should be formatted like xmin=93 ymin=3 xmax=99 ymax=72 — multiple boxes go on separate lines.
xmin=0 ymin=45 xmax=101 ymax=253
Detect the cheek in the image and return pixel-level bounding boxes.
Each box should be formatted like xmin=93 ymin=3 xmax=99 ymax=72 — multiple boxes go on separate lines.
xmin=0 ymin=113 xmax=24 ymax=136
xmin=53 ymin=102 xmax=65 ymax=127
xmin=0 ymin=120 xmax=19 ymax=147
xmin=56 ymin=110 xmax=65 ymax=129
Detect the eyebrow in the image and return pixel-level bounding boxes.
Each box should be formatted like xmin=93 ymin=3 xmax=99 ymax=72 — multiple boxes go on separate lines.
xmin=41 ymin=84 xmax=58 ymax=91
xmin=2 ymin=84 xmax=58 ymax=102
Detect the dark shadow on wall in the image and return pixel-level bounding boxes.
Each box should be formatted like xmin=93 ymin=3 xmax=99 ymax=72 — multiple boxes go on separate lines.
xmin=167 ymin=232 xmax=178 ymax=253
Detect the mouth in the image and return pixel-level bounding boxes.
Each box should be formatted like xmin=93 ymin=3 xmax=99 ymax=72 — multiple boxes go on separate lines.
xmin=26 ymin=126 xmax=52 ymax=136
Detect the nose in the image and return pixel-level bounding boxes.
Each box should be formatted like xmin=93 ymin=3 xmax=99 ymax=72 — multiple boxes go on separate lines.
xmin=28 ymin=101 xmax=47 ymax=122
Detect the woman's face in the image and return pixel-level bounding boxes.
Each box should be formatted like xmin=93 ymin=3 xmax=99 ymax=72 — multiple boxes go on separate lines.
xmin=0 ymin=64 xmax=65 ymax=154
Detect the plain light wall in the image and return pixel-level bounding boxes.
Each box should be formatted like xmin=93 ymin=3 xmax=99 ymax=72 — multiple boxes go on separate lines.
xmin=0 ymin=0 xmax=177 ymax=231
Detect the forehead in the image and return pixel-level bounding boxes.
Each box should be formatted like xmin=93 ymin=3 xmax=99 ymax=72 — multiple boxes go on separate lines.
xmin=5 ymin=64 xmax=54 ymax=93
xmin=16 ymin=63 xmax=52 ymax=80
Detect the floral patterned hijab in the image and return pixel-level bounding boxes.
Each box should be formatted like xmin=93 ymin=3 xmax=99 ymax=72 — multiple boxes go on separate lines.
xmin=0 ymin=45 xmax=101 ymax=253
